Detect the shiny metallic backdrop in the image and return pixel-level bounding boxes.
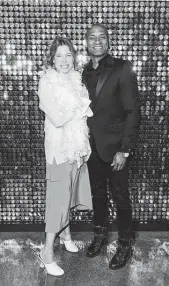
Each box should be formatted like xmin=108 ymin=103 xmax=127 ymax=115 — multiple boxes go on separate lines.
xmin=0 ymin=0 xmax=169 ymax=225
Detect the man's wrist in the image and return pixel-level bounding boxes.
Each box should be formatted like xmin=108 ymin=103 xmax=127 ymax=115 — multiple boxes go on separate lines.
xmin=116 ymin=151 xmax=129 ymax=158
xmin=122 ymin=152 xmax=129 ymax=158
xmin=119 ymin=145 xmax=132 ymax=154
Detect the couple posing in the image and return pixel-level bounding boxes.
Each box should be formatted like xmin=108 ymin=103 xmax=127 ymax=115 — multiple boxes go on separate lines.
xmin=37 ymin=24 xmax=141 ymax=276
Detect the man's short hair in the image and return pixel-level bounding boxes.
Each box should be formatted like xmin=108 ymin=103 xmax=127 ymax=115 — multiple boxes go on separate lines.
xmin=86 ymin=24 xmax=109 ymax=39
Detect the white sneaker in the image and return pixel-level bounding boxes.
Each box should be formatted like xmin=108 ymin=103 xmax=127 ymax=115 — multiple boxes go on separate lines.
xmin=38 ymin=250 xmax=64 ymax=276
xmin=60 ymin=238 xmax=79 ymax=253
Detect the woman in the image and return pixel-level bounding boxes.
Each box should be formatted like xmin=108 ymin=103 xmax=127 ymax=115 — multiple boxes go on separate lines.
xmin=37 ymin=37 xmax=93 ymax=276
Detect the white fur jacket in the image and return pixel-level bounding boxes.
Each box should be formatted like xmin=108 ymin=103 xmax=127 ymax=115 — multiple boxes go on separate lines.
xmin=38 ymin=68 xmax=93 ymax=168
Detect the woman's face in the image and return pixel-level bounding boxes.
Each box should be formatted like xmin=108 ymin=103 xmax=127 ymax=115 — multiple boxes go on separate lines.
xmin=53 ymin=45 xmax=74 ymax=73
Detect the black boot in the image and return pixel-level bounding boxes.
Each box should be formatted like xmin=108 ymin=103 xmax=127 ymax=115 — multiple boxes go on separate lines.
xmin=86 ymin=226 xmax=108 ymax=258
xmin=109 ymin=238 xmax=133 ymax=270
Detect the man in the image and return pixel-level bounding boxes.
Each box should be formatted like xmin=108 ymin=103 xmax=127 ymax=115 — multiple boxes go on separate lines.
xmin=82 ymin=24 xmax=141 ymax=270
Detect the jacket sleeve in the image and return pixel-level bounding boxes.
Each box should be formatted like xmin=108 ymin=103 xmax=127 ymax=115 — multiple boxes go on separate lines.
xmin=38 ymin=75 xmax=75 ymax=127
xmin=119 ymin=60 xmax=141 ymax=152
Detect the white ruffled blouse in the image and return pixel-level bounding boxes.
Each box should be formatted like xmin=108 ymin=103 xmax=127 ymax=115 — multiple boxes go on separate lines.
xmin=38 ymin=68 xmax=93 ymax=168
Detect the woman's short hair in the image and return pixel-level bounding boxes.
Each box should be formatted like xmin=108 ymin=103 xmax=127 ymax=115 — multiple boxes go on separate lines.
xmin=45 ymin=37 xmax=77 ymax=69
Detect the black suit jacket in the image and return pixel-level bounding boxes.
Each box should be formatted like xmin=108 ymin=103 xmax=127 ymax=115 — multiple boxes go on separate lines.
xmin=82 ymin=54 xmax=141 ymax=163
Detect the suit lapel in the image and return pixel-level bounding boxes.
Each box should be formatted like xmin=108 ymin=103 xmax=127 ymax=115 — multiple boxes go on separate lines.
xmin=83 ymin=55 xmax=116 ymax=106
xmin=95 ymin=66 xmax=113 ymax=98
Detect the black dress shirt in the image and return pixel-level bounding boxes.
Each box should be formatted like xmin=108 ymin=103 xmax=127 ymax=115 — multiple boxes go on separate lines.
xmin=83 ymin=54 xmax=110 ymax=151
xmin=84 ymin=54 xmax=110 ymax=102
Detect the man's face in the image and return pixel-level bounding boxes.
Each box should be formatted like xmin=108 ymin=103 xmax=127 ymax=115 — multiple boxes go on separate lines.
xmin=86 ymin=26 xmax=109 ymax=57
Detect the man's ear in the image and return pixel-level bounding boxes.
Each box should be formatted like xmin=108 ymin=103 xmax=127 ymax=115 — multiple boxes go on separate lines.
xmin=108 ymin=38 xmax=110 ymax=50
xmin=83 ymin=38 xmax=89 ymax=53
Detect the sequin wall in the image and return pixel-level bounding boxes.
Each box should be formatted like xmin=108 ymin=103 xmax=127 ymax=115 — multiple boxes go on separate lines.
xmin=0 ymin=0 xmax=169 ymax=227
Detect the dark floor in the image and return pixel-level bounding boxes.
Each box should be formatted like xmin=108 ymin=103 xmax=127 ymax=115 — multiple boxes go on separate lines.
xmin=0 ymin=232 xmax=169 ymax=286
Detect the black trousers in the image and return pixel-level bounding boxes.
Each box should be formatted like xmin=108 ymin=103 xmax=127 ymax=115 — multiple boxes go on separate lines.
xmin=87 ymin=141 xmax=132 ymax=240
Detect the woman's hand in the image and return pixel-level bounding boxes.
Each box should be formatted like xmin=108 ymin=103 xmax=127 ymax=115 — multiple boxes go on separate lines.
xmin=76 ymin=157 xmax=84 ymax=169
